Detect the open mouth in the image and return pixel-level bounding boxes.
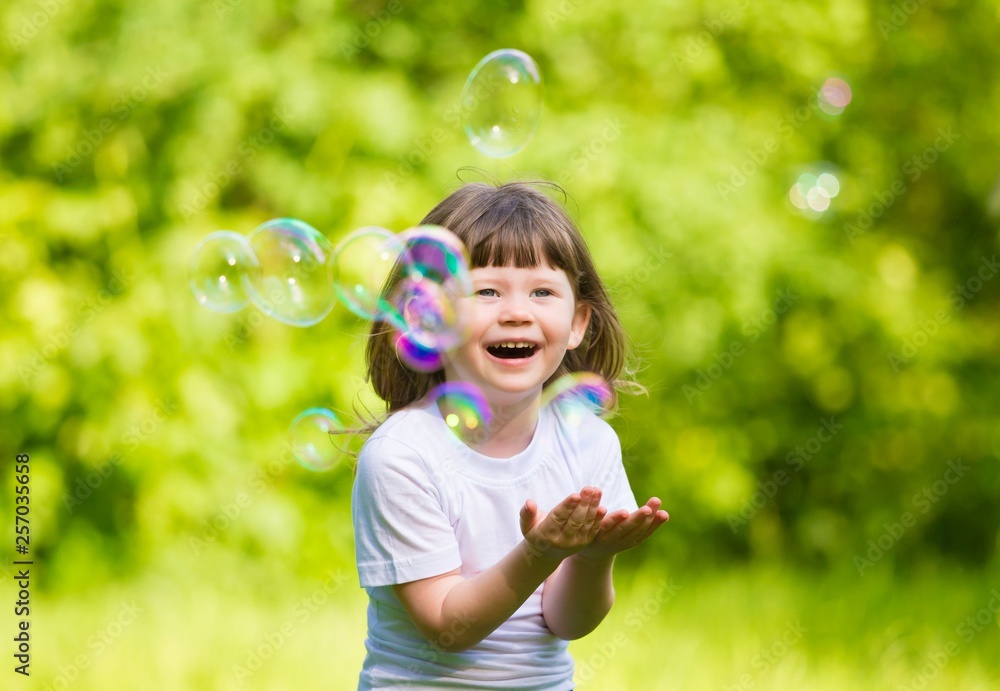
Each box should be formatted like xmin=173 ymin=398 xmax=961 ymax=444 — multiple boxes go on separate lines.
xmin=486 ymin=341 xmax=539 ymax=360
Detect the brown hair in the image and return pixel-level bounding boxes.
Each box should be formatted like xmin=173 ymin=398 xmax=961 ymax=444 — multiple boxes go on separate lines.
xmin=365 ymin=179 xmax=638 ymax=417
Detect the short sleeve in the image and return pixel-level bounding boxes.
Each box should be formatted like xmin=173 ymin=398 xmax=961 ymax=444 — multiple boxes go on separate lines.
xmin=579 ymin=417 xmax=639 ymax=514
xmin=352 ymin=435 xmax=462 ymax=588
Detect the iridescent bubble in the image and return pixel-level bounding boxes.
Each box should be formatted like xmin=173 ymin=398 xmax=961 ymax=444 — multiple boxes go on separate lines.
xmin=399 ymin=225 xmax=473 ymax=295
xmin=332 ymin=226 xmax=406 ymax=324
xmin=392 ymin=226 xmax=473 ymax=351
xmin=394 ymin=330 xmax=444 ymax=373
xmin=461 ymin=49 xmax=543 ymax=158
xmin=430 ymin=381 xmax=493 ymax=441
xmin=541 ymin=372 xmax=612 ymax=425
xmin=391 ymin=276 xmax=466 ymax=352
xmin=788 ymin=166 xmax=841 ymax=219
xmin=817 ymin=77 xmax=853 ymax=116
xmin=188 ymin=231 xmax=259 ymax=313
xmin=242 ymin=218 xmax=335 ymax=327
xmin=288 ymin=407 xmax=350 ymax=471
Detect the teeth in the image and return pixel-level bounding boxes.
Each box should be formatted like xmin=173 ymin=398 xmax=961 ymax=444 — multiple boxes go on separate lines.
xmin=492 ymin=342 xmax=534 ymax=349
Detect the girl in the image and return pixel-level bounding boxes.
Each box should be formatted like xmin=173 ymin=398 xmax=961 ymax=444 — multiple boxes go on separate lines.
xmin=352 ymin=180 xmax=670 ymax=689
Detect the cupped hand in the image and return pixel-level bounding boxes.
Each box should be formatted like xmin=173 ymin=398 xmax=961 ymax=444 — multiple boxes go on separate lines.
xmin=577 ymin=497 xmax=669 ymax=561
xmin=519 ymin=486 xmax=607 ymax=564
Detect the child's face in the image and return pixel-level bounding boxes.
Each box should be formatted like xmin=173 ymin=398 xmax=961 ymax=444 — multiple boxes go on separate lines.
xmin=443 ymin=261 xmax=591 ymax=408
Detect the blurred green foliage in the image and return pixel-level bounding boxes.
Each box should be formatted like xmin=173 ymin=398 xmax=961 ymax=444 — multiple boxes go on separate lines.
xmin=1 ymin=0 xmax=998 ymax=688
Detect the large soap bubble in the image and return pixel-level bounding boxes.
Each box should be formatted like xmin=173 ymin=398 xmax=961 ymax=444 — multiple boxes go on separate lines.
xmin=461 ymin=49 xmax=543 ymax=158
xmin=242 ymin=218 xmax=336 ymax=327
xmin=332 ymin=226 xmax=405 ymax=324
xmin=188 ymin=231 xmax=259 ymax=313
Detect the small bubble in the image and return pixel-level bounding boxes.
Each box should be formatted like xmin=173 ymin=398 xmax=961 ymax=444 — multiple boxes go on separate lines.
xmin=288 ymin=408 xmax=350 ymax=471
xmin=430 ymin=382 xmax=493 ymax=443
xmin=541 ymin=372 xmax=613 ymax=423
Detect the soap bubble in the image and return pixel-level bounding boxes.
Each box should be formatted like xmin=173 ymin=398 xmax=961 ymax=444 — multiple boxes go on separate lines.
xmin=389 ymin=226 xmax=473 ymax=352
xmin=242 ymin=218 xmax=336 ymax=327
xmin=391 ymin=276 xmax=466 ymax=353
xmin=188 ymin=231 xmax=259 ymax=313
xmin=541 ymin=372 xmax=612 ymax=425
xmin=817 ymin=77 xmax=853 ymax=116
xmin=393 ymin=329 xmax=444 ymax=373
xmin=430 ymin=381 xmax=493 ymax=442
xmin=288 ymin=407 xmax=351 ymax=471
xmin=461 ymin=48 xmax=543 ymax=158
xmin=332 ymin=226 xmax=406 ymax=324
xmin=399 ymin=225 xmax=473 ymax=295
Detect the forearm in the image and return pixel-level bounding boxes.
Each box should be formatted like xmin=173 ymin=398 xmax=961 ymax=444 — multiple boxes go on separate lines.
xmin=438 ymin=540 xmax=562 ymax=651
xmin=542 ymin=553 xmax=615 ymax=639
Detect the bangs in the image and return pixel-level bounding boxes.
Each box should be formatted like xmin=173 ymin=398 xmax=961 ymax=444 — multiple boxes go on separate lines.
xmin=455 ymin=186 xmax=581 ymax=275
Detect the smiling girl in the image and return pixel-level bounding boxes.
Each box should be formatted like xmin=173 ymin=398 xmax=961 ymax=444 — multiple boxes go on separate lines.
xmin=352 ymin=180 xmax=669 ymax=689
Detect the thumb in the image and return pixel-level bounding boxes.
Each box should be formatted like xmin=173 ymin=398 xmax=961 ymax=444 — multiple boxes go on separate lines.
xmin=520 ymin=500 xmax=537 ymax=535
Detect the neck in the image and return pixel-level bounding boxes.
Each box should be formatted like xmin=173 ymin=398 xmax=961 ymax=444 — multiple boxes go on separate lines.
xmin=468 ymin=394 xmax=540 ymax=458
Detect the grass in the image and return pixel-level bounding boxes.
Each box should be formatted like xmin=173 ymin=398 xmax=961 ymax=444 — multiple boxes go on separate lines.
xmin=26 ymin=556 xmax=999 ymax=690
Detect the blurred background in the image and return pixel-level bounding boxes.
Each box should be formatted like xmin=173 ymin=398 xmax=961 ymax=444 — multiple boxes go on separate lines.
xmin=2 ymin=0 xmax=999 ymax=688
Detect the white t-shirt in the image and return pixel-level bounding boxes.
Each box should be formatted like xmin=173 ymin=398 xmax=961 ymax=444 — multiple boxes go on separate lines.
xmin=351 ymin=396 xmax=639 ymax=690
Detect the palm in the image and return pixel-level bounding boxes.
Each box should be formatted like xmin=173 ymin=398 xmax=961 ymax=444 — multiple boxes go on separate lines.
xmin=579 ymin=497 xmax=670 ymax=559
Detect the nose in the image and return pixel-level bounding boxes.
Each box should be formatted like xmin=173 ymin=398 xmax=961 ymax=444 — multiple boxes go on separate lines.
xmin=498 ymin=294 xmax=533 ymax=325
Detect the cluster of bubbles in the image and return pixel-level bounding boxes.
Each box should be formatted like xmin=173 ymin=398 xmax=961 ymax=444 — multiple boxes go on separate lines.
xmin=190 ymin=222 xmax=476 ymax=470
xmin=428 ymin=372 xmax=614 ymax=447
xmin=192 ymin=47 xmax=559 ymax=470
xmin=789 ymin=166 xmax=842 ymax=218
xmin=188 ymin=218 xmax=336 ymax=327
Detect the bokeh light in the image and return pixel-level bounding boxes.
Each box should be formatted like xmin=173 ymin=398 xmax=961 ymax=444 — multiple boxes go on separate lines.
xmin=817 ymin=77 xmax=853 ymax=116
xmin=461 ymin=48 xmax=543 ymax=158
xmin=789 ymin=166 xmax=841 ymax=219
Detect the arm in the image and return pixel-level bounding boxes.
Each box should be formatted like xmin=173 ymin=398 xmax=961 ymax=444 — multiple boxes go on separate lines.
xmin=541 ymin=496 xmax=670 ymax=640
xmin=392 ymin=488 xmax=605 ymax=652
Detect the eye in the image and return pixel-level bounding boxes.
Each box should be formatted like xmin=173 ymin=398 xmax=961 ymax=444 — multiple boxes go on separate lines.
xmin=477 ymin=288 xmax=498 ymax=297
xmin=532 ymin=289 xmax=552 ymax=297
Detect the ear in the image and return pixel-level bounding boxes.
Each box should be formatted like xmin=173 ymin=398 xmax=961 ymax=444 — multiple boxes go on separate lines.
xmin=567 ymin=302 xmax=592 ymax=350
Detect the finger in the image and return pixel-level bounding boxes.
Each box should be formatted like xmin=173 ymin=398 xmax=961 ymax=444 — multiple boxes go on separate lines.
xmin=579 ymin=488 xmax=603 ymax=537
xmin=587 ymin=506 xmax=608 ymax=542
xmin=635 ymin=510 xmax=670 ymax=544
xmin=565 ymin=489 xmax=596 ymax=532
xmin=613 ymin=506 xmax=657 ymax=541
xmin=550 ymin=493 xmax=582 ymax=524
xmin=519 ymin=500 xmax=537 ymax=535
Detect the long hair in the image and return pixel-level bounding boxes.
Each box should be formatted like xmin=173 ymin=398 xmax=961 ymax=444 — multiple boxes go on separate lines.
xmin=365 ymin=179 xmax=637 ymax=417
